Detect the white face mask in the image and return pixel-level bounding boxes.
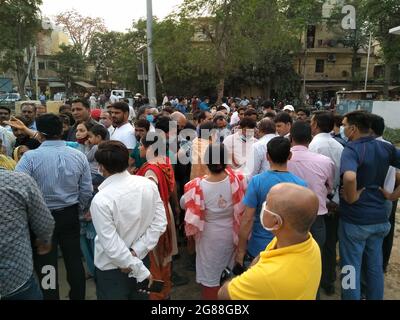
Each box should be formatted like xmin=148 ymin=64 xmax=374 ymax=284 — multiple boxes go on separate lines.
xmin=339 ymin=126 xmax=348 ymax=141
xmin=260 ymin=201 xmax=283 ymax=232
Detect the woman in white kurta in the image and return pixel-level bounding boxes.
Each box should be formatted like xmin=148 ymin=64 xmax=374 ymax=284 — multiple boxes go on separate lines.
xmin=183 ymin=143 xmax=246 ymax=300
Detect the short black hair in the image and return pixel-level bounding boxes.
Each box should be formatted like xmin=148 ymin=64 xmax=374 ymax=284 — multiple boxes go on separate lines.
xmin=141 ymin=133 xmax=166 ymax=157
xmin=237 ymin=106 xmax=246 ymax=113
xmin=199 ymin=121 xmax=217 ymax=140
xmin=291 ymin=121 xmax=312 ymax=145
xmin=312 ymin=111 xmax=334 ymax=133
xmin=21 ymin=102 xmax=36 ymax=112
xmin=275 ymin=112 xmax=293 ymax=125
xmin=59 ymin=104 xmax=71 ymax=113
xmin=370 ymin=113 xmax=385 ymax=137
xmin=217 ymin=105 xmax=228 ymax=112
xmin=192 ymin=110 xmax=202 ymax=121
xmin=244 ymin=108 xmax=257 ymax=117
xmin=36 ymin=113 xmax=63 ymax=139
xmin=111 ymin=102 xmax=129 ymax=113
xmin=263 ymin=111 xmax=276 ymax=120
xmin=344 ymin=110 xmax=371 ymax=134
xmin=59 ymin=114 xmax=71 ymax=126
xmin=135 ymin=119 xmax=150 ymax=131
xmin=155 ymin=116 xmax=171 ymax=134
xmin=239 ymin=117 xmax=257 ymax=129
xmin=296 ymin=108 xmax=310 ymax=117
xmin=162 ymin=106 xmax=174 ymax=115
xmin=261 ymin=100 xmax=274 ymax=109
xmin=205 ymin=143 xmax=229 ymax=174
xmin=95 ymin=141 xmax=129 ymax=174
xmin=0 ymin=106 xmax=11 ymax=114
xmin=71 ymin=98 xmax=90 ymax=109
xmin=333 ymin=114 xmax=344 ymax=128
xmin=89 ymin=124 xmax=108 ymax=140
xmin=267 ymin=137 xmax=291 ymax=164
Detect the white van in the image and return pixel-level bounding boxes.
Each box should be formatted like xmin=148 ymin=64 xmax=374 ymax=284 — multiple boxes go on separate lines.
xmin=111 ymin=90 xmax=134 ymax=106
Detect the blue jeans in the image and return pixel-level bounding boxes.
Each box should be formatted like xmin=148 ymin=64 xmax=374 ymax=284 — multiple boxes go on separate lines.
xmin=2 ymin=274 xmax=43 ymax=300
xmin=339 ymin=219 xmax=390 ymax=300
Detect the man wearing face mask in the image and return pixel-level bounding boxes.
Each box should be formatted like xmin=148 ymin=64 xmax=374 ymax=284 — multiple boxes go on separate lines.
xmin=223 ymin=118 xmax=258 ymax=177
xmin=236 ymin=137 xmax=307 ymax=268
xmin=219 ymin=183 xmax=321 ymax=300
xmin=339 ymin=111 xmax=400 ymax=300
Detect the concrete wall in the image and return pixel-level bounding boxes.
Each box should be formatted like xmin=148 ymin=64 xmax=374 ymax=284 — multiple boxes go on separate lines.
xmin=337 ymin=100 xmax=400 ymax=129
xmin=372 ymin=101 xmax=400 ymax=129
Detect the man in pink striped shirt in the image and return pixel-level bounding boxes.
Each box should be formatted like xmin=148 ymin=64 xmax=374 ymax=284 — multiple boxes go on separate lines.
xmin=287 ymin=121 xmax=335 ymax=251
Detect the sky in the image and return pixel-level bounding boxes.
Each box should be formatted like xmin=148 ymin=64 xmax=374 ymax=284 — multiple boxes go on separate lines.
xmin=41 ymin=0 xmax=184 ymax=32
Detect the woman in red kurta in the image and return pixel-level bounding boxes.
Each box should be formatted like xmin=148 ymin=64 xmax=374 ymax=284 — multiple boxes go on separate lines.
xmin=136 ymin=136 xmax=178 ymax=300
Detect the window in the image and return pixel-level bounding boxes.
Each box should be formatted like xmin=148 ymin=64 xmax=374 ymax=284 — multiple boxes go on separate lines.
xmin=47 ymin=61 xmax=58 ymax=70
xmin=38 ymin=62 xmax=46 ymax=70
xmin=355 ymin=58 xmax=361 ymax=70
xmin=307 ymin=25 xmax=316 ymax=48
xmin=315 ymin=59 xmax=325 ymax=73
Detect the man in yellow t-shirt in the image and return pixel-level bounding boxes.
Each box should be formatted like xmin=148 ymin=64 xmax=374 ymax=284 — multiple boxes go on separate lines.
xmin=218 ymin=183 xmax=322 ymax=300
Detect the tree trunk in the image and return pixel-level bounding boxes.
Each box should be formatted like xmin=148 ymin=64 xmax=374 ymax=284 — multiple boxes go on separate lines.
xmin=351 ymin=48 xmax=358 ymax=90
xmin=16 ymin=58 xmax=27 ymax=98
xmin=216 ymin=77 xmax=225 ymax=105
xmin=216 ymin=51 xmax=226 ymax=105
xmin=383 ymin=63 xmax=391 ymax=99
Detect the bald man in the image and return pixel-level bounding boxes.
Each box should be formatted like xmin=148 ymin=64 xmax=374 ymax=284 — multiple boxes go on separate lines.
xmin=219 ymin=183 xmax=322 ymax=300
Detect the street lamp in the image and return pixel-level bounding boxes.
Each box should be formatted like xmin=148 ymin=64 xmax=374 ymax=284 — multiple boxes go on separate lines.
xmin=136 ymin=45 xmax=147 ymax=97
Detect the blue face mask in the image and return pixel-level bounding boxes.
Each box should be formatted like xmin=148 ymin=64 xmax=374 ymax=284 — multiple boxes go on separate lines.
xmin=146 ymin=115 xmax=154 ymax=123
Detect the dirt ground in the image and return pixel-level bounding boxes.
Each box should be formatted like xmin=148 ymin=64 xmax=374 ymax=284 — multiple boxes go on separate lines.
xmin=59 ymin=206 xmax=400 ymax=300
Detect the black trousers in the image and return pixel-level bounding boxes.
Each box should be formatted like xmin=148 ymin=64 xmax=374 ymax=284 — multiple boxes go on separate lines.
xmin=96 ymin=255 xmax=150 ymax=300
xmin=33 ymin=204 xmax=86 ymax=300
xmin=321 ymin=210 xmax=339 ymax=288
xmin=383 ymin=200 xmax=397 ymax=271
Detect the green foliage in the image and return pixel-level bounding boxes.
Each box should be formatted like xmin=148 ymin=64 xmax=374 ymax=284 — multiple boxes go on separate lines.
xmin=53 ymin=44 xmax=86 ymax=96
xmin=88 ymin=31 xmax=124 ymax=85
xmin=383 ymin=127 xmax=400 ymax=145
xmin=0 ymin=0 xmax=42 ymax=95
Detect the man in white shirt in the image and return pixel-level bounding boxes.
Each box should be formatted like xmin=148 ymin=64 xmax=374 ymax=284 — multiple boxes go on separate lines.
xmin=309 ymin=111 xmax=344 ymax=296
xmin=223 ymin=118 xmax=258 ymax=177
xmin=90 ymin=141 xmax=167 ymax=300
xmin=250 ymin=118 xmax=277 ymax=178
xmin=110 ymin=102 xmax=137 ymax=153
xmin=109 ymin=92 xmax=119 ymax=104
xmin=275 ymin=112 xmax=293 ymax=139
xmin=370 ymin=114 xmax=398 ymax=274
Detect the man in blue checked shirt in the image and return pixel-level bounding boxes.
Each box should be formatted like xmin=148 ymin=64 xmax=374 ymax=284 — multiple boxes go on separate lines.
xmin=16 ymin=113 xmax=93 ymax=300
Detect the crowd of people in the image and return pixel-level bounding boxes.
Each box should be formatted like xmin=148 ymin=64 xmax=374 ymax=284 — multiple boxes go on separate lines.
xmin=1 ymin=93 xmax=399 ymax=301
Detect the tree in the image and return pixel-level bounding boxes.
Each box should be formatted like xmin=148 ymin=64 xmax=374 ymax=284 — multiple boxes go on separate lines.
xmin=0 ymin=0 xmax=42 ymax=97
xmin=326 ymin=0 xmax=370 ymax=90
xmin=55 ymin=9 xmax=107 ymax=57
xmin=88 ymin=31 xmax=123 ymax=86
xmin=180 ymin=0 xmax=260 ymax=103
xmin=53 ymin=44 xmax=86 ymax=97
xmin=362 ymin=0 xmax=400 ymax=97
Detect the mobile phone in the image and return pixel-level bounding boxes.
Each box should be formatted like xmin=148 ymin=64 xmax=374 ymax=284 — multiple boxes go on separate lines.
xmin=138 ymin=279 xmax=165 ymax=293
